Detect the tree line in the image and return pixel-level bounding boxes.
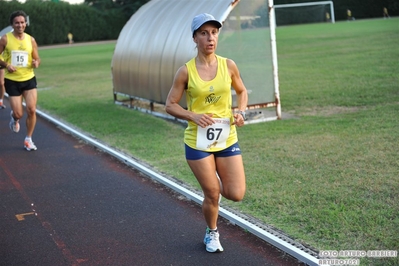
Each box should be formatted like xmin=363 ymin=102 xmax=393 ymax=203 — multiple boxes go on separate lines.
xmin=1 ymin=0 xmax=396 ymax=46
xmin=275 ymin=0 xmax=398 ymax=20
xmin=0 ymin=0 xmax=148 ymax=45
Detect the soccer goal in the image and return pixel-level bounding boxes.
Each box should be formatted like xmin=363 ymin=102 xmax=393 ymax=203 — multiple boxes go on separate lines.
xmin=274 ymin=1 xmax=335 ymax=26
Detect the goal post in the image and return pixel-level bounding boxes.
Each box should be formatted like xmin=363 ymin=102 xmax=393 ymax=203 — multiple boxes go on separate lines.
xmin=274 ymin=1 xmax=335 ymax=26
xmin=268 ymin=0 xmax=281 ymax=120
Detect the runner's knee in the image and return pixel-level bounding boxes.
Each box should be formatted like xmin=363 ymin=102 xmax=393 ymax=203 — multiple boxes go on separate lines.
xmin=26 ymin=105 xmax=36 ymax=116
xmin=228 ymin=194 xmax=245 ymax=202
xmin=224 ymin=190 xmax=245 ymax=202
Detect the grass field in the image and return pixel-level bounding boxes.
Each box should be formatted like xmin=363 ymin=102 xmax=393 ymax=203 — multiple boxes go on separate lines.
xmin=35 ymin=18 xmax=398 ymax=265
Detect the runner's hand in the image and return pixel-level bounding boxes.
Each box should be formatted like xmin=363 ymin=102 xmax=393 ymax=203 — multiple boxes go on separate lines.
xmin=233 ymin=113 xmax=245 ymax=127
xmin=194 ymin=113 xmax=215 ymax=128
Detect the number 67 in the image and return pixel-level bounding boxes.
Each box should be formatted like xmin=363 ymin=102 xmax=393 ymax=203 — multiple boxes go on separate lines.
xmin=207 ymin=128 xmax=222 ymax=141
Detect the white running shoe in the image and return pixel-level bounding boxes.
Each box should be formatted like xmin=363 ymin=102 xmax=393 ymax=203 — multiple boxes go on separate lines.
xmin=0 ymin=102 xmax=5 ymax=109
xmin=9 ymin=111 xmax=20 ymax=133
xmin=24 ymin=139 xmax=37 ymax=151
xmin=204 ymin=228 xmax=224 ymax=253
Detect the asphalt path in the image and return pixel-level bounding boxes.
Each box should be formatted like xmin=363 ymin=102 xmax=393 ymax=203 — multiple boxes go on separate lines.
xmin=0 ymin=98 xmax=306 ymax=266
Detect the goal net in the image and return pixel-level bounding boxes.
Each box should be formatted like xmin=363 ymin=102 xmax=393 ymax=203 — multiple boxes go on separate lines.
xmin=274 ymin=1 xmax=335 ymax=26
xmin=217 ymin=0 xmax=281 ymax=121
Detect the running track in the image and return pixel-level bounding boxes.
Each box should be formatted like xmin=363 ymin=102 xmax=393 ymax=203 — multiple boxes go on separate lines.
xmin=0 ymin=93 xmax=306 ymax=265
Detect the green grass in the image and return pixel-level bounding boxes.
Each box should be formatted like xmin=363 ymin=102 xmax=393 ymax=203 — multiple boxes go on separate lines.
xmin=35 ymin=18 xmax=399 ymax=265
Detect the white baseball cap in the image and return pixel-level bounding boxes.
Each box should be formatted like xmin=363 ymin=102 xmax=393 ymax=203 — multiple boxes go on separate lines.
xmin=191 ymin=13 xmax=222 ymax=36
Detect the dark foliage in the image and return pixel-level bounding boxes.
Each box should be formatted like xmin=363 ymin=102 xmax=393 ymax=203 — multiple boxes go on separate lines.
xmin=1 ymin=0 xmax=396 ymax=46
xmin=0 ymin=1 xmax=127 ymax=45
xmin=274 ymin=0 xmax=398 ymax=20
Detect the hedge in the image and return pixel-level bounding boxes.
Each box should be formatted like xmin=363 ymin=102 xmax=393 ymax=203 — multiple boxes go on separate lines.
xmin=0 ymin=1 xmax=126 ymax=45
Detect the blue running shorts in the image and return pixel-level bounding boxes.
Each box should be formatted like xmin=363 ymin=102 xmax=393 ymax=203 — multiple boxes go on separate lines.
xmin=185 ymin=142 xmax=242 ymax=160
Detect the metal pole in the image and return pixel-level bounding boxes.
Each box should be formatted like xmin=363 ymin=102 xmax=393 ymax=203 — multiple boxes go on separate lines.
xmin=268 ymin=0 xmax=282 ymax=119
xmin=330 ymin=1 xmax=335 ymax=23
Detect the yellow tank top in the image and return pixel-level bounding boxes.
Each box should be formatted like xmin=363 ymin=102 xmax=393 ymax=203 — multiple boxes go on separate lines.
xmin=3 ymin=32 xmax=35 ymax=81
xmin=184 ymin=55 xmax=238 ymax=151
